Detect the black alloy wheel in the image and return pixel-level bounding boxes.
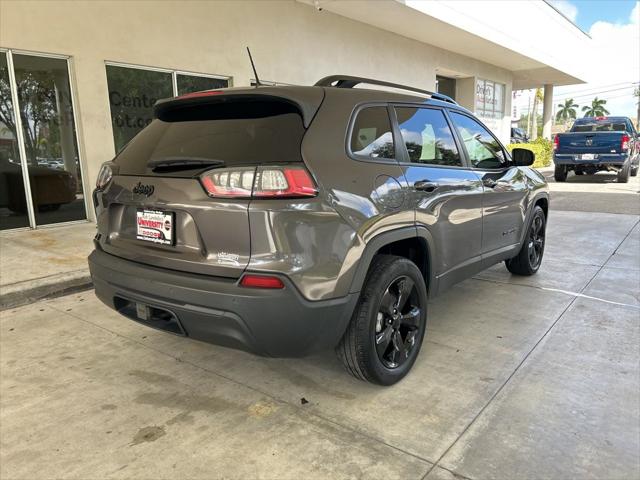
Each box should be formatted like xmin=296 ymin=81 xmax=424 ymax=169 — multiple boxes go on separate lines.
xmin=337 ymin=255 xmax=428 ymax=385
xmin=527 ymin=213 xmax=545 ymax=270
xmin=374 ymin=276 xmax=422 ymax=369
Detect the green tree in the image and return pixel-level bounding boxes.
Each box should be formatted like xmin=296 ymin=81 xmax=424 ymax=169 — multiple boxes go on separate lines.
xmin=555 ymin=98 xmax=579 ymax=125
xmin=581 ymin=97 xmax=610 ymax=117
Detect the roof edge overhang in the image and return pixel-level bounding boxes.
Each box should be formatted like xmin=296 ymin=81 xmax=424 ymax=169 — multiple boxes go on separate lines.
xmin=297 ymin=0 xmax=590 ymax=88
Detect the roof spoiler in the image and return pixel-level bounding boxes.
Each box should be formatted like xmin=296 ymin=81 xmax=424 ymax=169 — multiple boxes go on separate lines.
xmin=315 ymin=75 xmax=458 ymax=105
xmin=153 ymin=88 xmax=324 ymax=128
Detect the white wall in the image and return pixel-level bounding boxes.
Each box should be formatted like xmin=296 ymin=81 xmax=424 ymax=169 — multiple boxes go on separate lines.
xmin=1 ymin=0 xmax=515 ymax=221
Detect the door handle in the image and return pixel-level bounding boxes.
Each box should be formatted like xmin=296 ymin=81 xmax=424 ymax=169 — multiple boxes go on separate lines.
xmin=414 ymin=180 xmax=439 ymax=192
xmin=483 ymin=179 xmax=498 ymax=188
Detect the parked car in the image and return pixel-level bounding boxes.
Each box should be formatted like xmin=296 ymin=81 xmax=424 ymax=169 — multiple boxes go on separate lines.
xmin=510 ymin=127 xmax=529 ymax=144
xmin=0 ymin=156 xmax=77 ymax=213
xmin=553 ymin=116 xmax=639 ymax=182
xmin=88 ymin=76 xmax=549 ymax=385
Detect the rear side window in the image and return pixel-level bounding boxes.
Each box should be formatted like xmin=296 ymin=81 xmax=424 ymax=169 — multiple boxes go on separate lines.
xmin=114 ymin=99 xmax=305 ymax=175
xmin=395 ymin=107 xmax=461 ymax=166
xmin=449 ymin=112 xmax=506 ymax=169
xmin=350 ymin=106 xmax=395 ymax=160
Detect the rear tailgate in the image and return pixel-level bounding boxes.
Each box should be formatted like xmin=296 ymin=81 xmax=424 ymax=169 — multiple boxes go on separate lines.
xmin=556 ymin=132 xmax=625 ymax=155
xmin=95 ymin=87 xmax=324 ymax=278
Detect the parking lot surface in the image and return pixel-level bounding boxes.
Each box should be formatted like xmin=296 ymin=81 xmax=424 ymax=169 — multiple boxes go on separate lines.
xmin=1 ymin=172 xmax=639 ymax=479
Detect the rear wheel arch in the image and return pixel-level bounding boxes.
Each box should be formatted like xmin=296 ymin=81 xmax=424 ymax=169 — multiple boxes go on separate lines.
xmin=349 ymin=227 xmax=435 ymax=298
xmin=534 ymin=196 xmax=548 ymax=219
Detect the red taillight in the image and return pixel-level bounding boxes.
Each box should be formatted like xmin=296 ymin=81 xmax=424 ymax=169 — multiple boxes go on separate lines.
xmin=240 ymin=274 xmax=285 ymax=289
xmin=621 ymin=134 xmax=630 ymax=151
xmin=553 ymin=135 xmax=559 ymax=151
xmin=200 ymin=165 xmax=318 ymax=199
xmin=253 ymin=167 xmax=318 ymax=198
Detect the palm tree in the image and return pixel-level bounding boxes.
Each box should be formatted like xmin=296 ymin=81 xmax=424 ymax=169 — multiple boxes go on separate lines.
xmin=582 ymin=97 xmax=610 ymax=117
xmin=555 ymin=98 xmax=579 ymax=126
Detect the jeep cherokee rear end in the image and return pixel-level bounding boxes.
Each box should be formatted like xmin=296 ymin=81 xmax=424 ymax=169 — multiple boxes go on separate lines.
xmin=89 ymin=78 xmax=549 ymax=385
xmin=89 ymin=85 xmax=368 ymax=357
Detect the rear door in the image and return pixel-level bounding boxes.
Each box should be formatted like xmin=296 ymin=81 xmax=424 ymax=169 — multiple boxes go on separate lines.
xmin=448 ymin=111 xmax=528 ymax=262
xmin=393 ymin=105 xmax=484 ymax=287
xmin=96 ymin=96 xmax=314 ymax=278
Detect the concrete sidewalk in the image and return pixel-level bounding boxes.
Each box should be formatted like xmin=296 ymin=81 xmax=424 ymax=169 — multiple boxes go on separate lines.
xmin=0 ymin=222 xmax=95 ymax=309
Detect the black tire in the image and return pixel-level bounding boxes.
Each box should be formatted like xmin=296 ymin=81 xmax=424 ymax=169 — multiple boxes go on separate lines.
xmin=554 ymin=165 xmax=567 ymax=182
xmin=575 ymin=169 xmax=584 ymax=176
xmin=506 ymin=206 xmax=546 ymax=276
xmin=617 ymin=162 xmax=630 ymax=183
xmin=337 ymin=255 xmax=427 ymax=386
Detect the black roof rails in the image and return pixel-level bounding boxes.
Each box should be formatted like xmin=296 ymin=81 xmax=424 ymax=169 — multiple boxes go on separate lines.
xmin=315 ymin=75 xmax=458 ymax=105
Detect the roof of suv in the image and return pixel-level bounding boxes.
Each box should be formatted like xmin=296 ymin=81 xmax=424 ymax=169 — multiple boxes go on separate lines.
xmin=154 ymin=76 xmax=470 ymax=127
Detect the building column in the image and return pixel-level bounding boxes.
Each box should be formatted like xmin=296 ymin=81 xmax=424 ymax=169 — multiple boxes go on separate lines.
xmin=542 ymin=84 xmax=553 ymax=140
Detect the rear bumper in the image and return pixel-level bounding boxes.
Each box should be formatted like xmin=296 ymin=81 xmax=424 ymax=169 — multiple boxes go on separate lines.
xmin=553 ymin=153 xmax=630 ymax=166
xmin=88 ymin=248 xmax=357 ymax=357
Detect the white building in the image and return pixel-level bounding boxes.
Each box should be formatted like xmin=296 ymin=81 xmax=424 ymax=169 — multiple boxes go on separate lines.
xmin=0 ymin=0 xmax=590 ymax=230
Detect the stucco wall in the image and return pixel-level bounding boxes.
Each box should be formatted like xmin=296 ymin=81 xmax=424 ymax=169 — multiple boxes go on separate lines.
xmin=0 ymin=0 xmax=514 ymax=221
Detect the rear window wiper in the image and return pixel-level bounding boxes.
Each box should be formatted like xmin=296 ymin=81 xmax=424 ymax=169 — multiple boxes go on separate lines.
xmin=148 ymin=157 xmax=225 ymax=172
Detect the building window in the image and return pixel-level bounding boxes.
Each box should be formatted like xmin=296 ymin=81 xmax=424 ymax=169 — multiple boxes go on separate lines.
xmin=105 ymin=63 xmax=230 ymax=152
xmin=475 ymin=79 xmax=505 ymax=120
xmin=1 ymin=49 xmax=87 ymax=229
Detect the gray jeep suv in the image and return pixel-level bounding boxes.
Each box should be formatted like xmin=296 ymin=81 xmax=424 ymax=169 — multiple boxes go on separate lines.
xmin=89 ymin=76 xmax=549 ymax=385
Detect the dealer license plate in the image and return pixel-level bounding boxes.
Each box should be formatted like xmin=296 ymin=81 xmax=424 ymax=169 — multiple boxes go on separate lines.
xmin=580 ymin=154 xmax=596 ymax=160
xmin=136 ymin=209 xmax=174 ymax=245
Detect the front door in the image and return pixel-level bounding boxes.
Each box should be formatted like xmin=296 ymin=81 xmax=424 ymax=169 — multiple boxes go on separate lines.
xmin=393 ymin=106 xmax=484 ymax=292
xmin=448 ymin=111 xmax=528 ymax=263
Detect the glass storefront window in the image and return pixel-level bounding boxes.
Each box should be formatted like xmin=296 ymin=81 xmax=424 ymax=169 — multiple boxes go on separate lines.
xmin=176 ymin=74 xmax=228 ymax=95
xmin=0 ymin=51 xmax=30 ymax=230
xmin=106 ymin=65 xmax=173 ymax=152
xmin=3 ymin=53 xmax=87 ymax=228
xmin=475 ymin=78 xmax=505 ymax=119
xmin=106 ymin=64 xmax=230 ymax=152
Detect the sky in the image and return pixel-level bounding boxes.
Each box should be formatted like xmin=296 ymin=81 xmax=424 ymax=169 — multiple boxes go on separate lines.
xmin=517 ymin=0 xmax=639 ymax=120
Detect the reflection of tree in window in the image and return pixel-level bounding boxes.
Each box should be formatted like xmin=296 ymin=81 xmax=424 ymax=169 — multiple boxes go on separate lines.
xmin=450 ymin=112 xmax=505 ymax=169
xmin=396 ymin=108 xmax=461 ymax=167
xmin=351 ymin=107 xmax=394 ymax=159
xmin=0 ymin=64 xmax=62 ymax=165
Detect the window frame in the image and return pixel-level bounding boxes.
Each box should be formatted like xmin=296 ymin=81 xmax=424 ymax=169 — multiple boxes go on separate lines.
xmin=391 ymin=103 xmax=468 ymax=170
xmin=346 ymin=102 xmax=401 ymax=165
xmin=475 ymin=78 xmax=506 ymax=120
xmin=104 ymin=61 xmax=232 ymax=98
xmin=447 ymin=109 xmax=512 ymax=171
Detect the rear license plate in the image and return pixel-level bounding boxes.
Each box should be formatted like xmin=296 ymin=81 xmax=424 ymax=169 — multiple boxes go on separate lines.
xmin=581 ymin=154 xmax=596 ymax=160
xmin=136 ymin=209 xmax=174 ymax=245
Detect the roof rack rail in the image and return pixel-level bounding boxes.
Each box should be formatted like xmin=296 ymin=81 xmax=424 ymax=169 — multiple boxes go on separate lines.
xmin=314 ymin=75 xmax=458 ymax=105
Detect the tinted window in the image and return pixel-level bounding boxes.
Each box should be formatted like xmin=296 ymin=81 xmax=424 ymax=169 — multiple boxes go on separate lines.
xmin=395 ymin=108 xmax=461 ymax=166
xmin=176 ymin=74 xmax=228 ymax=95
xmin=106 ymin=65 xmax=173 ymax=152
xmin=350 ymin=107 xmax=394 ymax=160
xmin=449 ymin=112 xmax=506 ymax=169
xmin=115 ymin=100 xmax=305 ymax=176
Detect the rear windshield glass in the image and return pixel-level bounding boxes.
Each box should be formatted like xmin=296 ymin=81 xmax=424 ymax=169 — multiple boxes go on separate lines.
xmin=571 ymin=120 xmax=628 ymax=132
xmin=115 ymin=99 xmax=305 ymax=175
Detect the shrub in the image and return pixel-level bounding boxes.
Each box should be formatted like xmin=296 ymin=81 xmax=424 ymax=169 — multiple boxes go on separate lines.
xmin=507 ymin=137 xmax=552 ymax=168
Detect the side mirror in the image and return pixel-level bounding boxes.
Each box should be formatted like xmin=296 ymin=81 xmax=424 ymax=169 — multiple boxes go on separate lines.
xmin=512 ymin=147 xmax=535 ymax=167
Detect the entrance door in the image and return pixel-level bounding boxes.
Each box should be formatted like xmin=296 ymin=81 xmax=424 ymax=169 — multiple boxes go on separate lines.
xmin=0 ymin=49 xmax=87 ymax=230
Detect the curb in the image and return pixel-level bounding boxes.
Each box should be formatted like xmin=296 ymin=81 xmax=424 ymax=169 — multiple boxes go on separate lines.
xmin=0 ymin=270 xmax=93 ymax=311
